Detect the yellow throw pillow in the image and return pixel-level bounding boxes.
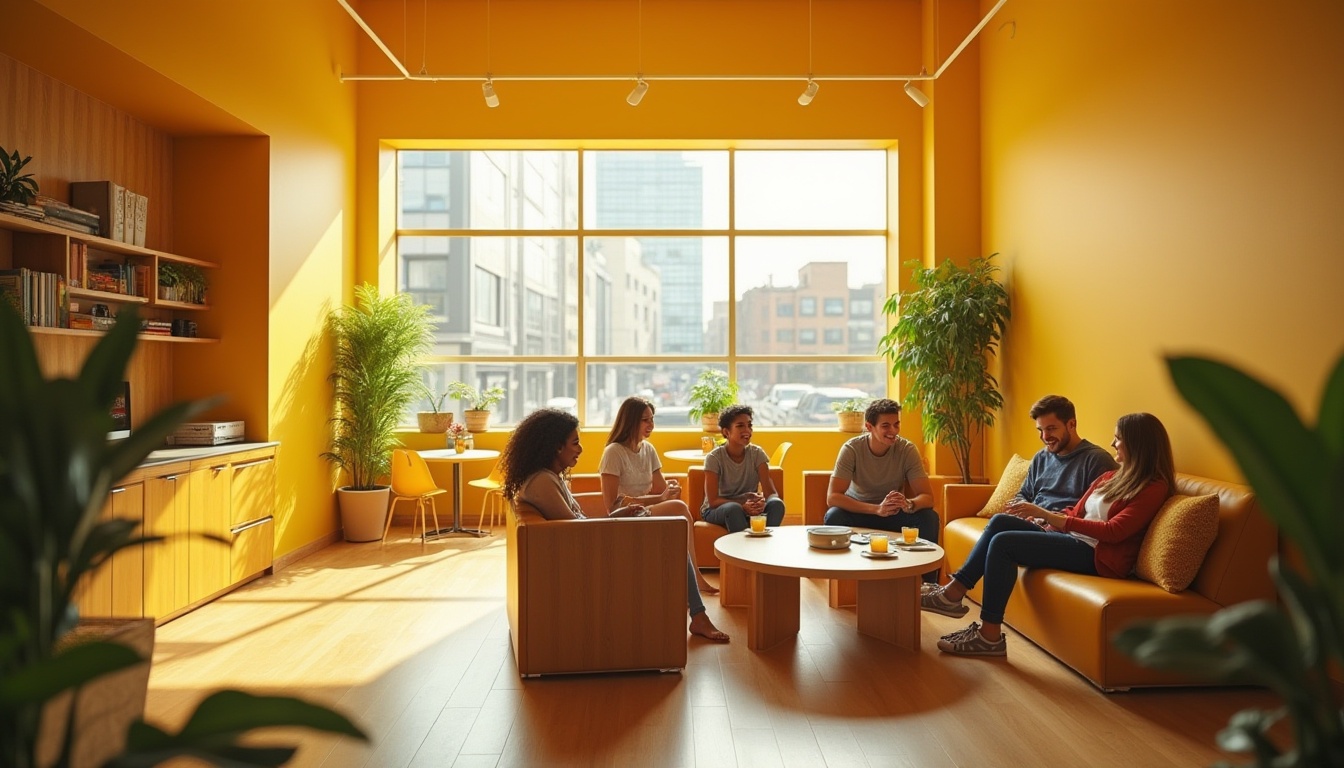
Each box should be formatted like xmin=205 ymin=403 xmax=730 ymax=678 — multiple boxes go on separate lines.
xmin=976 ymin=454 xmax=1031 ymax=518
xmin=1135 ymin=493 xmax=1221 ymax=593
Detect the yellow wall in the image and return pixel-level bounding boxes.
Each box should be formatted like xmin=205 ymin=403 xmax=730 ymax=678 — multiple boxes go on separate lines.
xmin=33 ymin=0 xmax=358 ymax=557
xmin=980 ymin=0 xmax=1344 ymax=482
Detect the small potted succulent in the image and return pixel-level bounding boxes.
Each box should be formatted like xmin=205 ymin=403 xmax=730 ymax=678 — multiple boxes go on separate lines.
xmin=831 ymin=397 xmax=869 ymax=433
xmin=416 ymin=384 xmax=452 ymax=433
xmin=0 ymin=146 xmax=39 ymax=209
xmin=687 ymin=369 xmax=738 ymax=432
xmin=446 ymin=381 xmax=506 ymax=433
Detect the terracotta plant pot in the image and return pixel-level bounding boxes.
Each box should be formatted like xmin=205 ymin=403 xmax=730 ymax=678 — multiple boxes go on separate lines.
xmin=837 ymin=411 xmax=864 ymax=433
xmin=464 ymin=409 xmax=492 ymax=433
xmin=417 ymin=412 xmax=452 ymax=433
xmin=700 ymin=413 xmax=720 ymax=433
xmin=337 ymin=486 xmax=391 ymax=542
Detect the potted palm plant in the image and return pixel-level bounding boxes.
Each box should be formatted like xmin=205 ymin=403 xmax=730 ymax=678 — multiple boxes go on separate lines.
xmin=687 ymin=369 xmax=738 ymax=432
xmin=878 ymin=256 xmax=1011 ymax=483
xmin=0 ymin=301 xmax=365 ymax=767
xmin=445 ymin=381 xmax=506 ymax=433
xmin=323 ymin=284 xmax=433 ymax=542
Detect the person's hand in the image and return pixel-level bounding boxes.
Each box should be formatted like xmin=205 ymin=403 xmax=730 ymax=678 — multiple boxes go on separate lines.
xmin=664 ymin=480 xmax=682 ymax=500
xmin=745 ymin=497 xmax=765 ymax=515
xmin=616 ymin=503 xmax=647 ymax=518
xmin=1005 ymin=498 xmax=1046 ymax=518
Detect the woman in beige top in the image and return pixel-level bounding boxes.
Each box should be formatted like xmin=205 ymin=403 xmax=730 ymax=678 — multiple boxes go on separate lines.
xmin=502 ymin=408 xmax=729 ymax=643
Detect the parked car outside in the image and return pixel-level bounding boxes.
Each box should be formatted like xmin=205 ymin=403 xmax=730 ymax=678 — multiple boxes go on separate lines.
xmin=788 ymin=387 xmax=870 ymax=426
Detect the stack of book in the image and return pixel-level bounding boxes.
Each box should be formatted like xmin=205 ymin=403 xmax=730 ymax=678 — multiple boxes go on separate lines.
xmin=0 ymin=201 xmax=44 ymax=221
xmin=69 ymin=181 xmax=147 ymax=247
xmin=37 ymin=196 xmax=99 ymax=235
xmin=139 ymin=319 xmax=173 ymax=337
xmin=0 ymin=267 xmax=67 ymax=328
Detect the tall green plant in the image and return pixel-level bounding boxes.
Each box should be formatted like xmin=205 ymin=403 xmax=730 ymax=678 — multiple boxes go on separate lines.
xmin=323 ymin=284 xmax=433 ymax=491
xmin=878 ymin=256 xmax=1011 ymax=483
xmin=1115 ymin=353 xmax=1344 ymax=767
xmin=0 ymin=302 xmax=366 ymax=766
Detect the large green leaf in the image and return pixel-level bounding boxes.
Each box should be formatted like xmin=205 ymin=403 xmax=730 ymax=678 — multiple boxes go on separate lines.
xmin=1317 ymin=354 xmax=1344 ymax=459
xmin=0 ymin=642 xmax=140 ymax=707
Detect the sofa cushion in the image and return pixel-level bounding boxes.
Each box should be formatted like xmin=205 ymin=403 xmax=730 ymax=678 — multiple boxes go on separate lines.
xmin=1135 ymin=493 xmax=1220 ymax=593
xmin=976 ymin=454 xmax=1030 ymax=518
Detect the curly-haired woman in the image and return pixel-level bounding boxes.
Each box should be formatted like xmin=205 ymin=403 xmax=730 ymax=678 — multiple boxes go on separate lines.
xmin=502 ymin=408 xmax=730 ymax=643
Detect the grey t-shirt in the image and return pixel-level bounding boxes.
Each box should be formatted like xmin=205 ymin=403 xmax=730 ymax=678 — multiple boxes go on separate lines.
xmin=832 ymin=434 xmax=928 ymax=504
xmin=701 ymin=443 xmax=770 ymax=512
xmin=1018 ymin=439 xmax=1118 ymax=512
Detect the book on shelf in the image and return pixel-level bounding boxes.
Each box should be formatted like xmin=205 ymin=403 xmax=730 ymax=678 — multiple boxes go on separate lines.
xmin=66 ymin=242 xmax=87 ymax=289
xmin=70 ymin=181 xmax=126 ymax=241
xmin=122 ymin=190 xmax=136 ymax=244
xmin=132 ymin=193 xmax=147 ymax=247
xmin=0 ymin=201 xmax=45 ymax=221
xmin=37 ymin=196 xmax=100 ymax=229
xmin=0 ymin=268 xmax=67 ymax=328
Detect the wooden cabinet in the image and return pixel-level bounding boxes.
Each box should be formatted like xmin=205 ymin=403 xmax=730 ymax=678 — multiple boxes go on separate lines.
xmin=230 ymin=454 xmax=276 ymax=583
xmin=72 ymin=480 xmax=144 ymax=618
xmin=188 ymin=461 xmax=233 ymax=604
xmin=143 ymin=465 xmax=190 ymax=619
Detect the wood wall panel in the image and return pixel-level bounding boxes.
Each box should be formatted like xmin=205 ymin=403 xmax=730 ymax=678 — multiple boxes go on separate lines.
xmin=0 ymin=53 xmax=173 ymax=251
xmin=34 ymin=334 xmax=174 ymax=426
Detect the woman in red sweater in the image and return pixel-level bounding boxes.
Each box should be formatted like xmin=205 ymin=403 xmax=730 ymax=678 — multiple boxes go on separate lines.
xmin=923 ymin=412 xmax=1175 ymax=657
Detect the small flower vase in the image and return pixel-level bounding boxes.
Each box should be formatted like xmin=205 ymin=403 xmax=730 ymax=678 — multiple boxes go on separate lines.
xmin=454 ymin=438 xmax=467 ymax=454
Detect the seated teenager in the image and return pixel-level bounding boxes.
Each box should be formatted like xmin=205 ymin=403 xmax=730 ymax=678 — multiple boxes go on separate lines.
xmin=923 ymin=412 xmax=1174 ymax=657
xmin=600 ymin=396 xmax=717 ymax=594
xmin=700 ymin=405 xmax=784 ymax=533
xmin=822 ymin=398 xmax=939 ymax=582
xmin=502 ymin=407 xmax=729 ymax=643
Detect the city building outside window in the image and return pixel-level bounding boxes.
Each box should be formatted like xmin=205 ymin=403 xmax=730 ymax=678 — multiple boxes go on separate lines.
xmin=398 ymin=149 xmax=889 ymax=427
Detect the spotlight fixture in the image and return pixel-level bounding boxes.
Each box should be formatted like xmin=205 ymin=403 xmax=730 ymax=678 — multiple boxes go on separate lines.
xmin=482 ymin=78 xmax=500 ymax=108
xmin=626 ymin=78 xmax=648 ymax=107
xmin=797 ymin=79 xmax=819 ymax=106
xmin=904 ymin=80 xmax=929 ymax=108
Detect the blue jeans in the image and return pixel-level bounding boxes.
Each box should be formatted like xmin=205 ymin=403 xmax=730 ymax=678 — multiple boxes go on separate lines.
xmin=687 ymin=557 xmax=705 ymax=616
xmin=951 ymin=514 xmax=1098 ymax=624
xmin=702 ymin=496 xmax=785 ymax=532
xmin=824 ymin=506 xmax=941 ymax=582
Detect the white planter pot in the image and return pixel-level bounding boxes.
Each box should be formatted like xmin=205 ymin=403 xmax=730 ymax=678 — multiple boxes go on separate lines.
xmin=337 ymin=486 xmax=391 ymax=542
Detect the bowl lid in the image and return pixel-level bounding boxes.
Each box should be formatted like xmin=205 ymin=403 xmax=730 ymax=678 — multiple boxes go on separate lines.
xmin=807 ymin=526 xmax=852 ymax=536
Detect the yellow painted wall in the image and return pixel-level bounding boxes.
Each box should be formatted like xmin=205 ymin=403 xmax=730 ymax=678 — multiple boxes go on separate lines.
xmin=35 ymin=0 xmax=359 ymax=557
xmin=980 ymin=0 xmax=1344 ymax=482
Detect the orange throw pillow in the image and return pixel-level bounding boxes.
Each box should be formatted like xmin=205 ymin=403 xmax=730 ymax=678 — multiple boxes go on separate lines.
xmin=1135 ymin=494 xmax=1220 ymax=593
xmin=976 ymin=454 xmax=1031 ymax=518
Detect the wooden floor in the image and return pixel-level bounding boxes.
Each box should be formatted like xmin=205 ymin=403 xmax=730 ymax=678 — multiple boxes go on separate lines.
xmin=144 ymin=529 xmax=1274 ymax=767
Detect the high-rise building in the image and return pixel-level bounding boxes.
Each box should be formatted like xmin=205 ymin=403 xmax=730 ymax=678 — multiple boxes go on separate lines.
xmin=593 ymin=153 xmax=704 ymax=353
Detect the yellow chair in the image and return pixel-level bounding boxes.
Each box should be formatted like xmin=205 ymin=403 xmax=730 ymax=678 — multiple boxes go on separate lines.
xmin=467 ymin=459 xmax=505 ymax=534
xmin=770 ymin=441 xmax=793 ymax=468
xmin=387 ymin=449 xmax=447 ymax=549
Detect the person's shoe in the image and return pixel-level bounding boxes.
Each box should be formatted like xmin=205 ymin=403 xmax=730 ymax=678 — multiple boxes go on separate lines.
xmin=921 ymin=582 xmax=940 ymax=596
xmin=920 ymin=584 xmax=970 ymax=618
xmin=937 ymin=622 xmax=1007 ymax=656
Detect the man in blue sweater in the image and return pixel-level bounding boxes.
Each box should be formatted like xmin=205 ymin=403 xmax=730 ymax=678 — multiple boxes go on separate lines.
xmin=1011 ymin=394 xmax=1118 ymax=513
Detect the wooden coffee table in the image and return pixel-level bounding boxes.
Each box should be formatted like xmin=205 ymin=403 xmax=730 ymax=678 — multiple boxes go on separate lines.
xmin=714 ymin=527 xmax=944 ymax=651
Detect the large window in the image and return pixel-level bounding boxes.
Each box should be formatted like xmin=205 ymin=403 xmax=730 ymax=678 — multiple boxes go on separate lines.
xmin=398 ymin=149 xmax=889 ymax=427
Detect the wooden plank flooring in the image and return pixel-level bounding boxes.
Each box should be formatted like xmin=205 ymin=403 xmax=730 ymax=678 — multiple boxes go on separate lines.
xmin=144 ymin=531 xmax=1276 ymax=767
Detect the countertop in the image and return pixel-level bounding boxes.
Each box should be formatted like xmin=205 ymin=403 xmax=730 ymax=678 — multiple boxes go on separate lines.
xmin=139 ymin=441 xmax=279 ymax=468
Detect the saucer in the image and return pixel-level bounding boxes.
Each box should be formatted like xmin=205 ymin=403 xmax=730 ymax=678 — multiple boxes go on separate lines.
xmin=893 ymin=539 xmax=931 ymax=548
xmin=744 ymin=529 xmax=773 ymax=538
xmin=860 ymin=550 xmax=899 ymax=559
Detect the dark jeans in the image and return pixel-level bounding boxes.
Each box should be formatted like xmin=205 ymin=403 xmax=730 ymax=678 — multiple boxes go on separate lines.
xmin=951 ymin=514 xmax=1098 ymax=624
xmin=702 ymin=496 xmax=785 ymax=532
xmin=824 ymin=506 xmax=941 ymax=582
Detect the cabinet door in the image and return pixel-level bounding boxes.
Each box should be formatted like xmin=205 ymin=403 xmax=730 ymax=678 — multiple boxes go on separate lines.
xmin=231 ymin=518 xmax=274 ymax=583
xmin=143 ymin=472 xmax=188 ymax=619
xmin=73 ymin=496 xmax=116 ymax=618
xmin=188 ymin=463 xmax=233 ymax=604
xmin=109 ymin=482 xmax=145 ymax=618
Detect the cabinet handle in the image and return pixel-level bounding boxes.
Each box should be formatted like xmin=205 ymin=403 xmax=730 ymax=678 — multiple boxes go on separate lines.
xmin=211 ymin=464 xmax=229 ymax=474
xmin=159 ymin=474 xmax=179 ymax=482
xmin=110 ymin=487 xmax=127 ymax=495
xmin=230 ymin=516 xmax=273 ymax=535
xmin=233 ymin=458 xmax=274 ymax=471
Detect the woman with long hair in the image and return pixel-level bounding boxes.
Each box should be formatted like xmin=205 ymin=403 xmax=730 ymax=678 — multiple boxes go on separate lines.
xmin=601 ymin=396 xmax=717 ymax=594
xmin=923 ymin=412 xmax=1175 ymax=657
xmin=502 ymin=408 xmax=730 ymax=643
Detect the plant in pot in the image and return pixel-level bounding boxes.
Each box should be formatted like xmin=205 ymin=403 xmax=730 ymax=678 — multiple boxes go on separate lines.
xmin=1115 ymin=353 xmax=1344 ymax=767
xmin=415 ymin=383 xmax=452 ymax=434
xmin=0 ymin=146 xmax=39 ymax=209
xmin=831 ymin=398 xmax=869 ymax=433
xmin=0 ymin=301 xmax=366 ymax=767
xmin=878 ymin=255 xmax=1011 ymax=483
xmin=445 ymin=381 xmax=506 ymax=433
xmin=687 ymin=369 xmax=738 ymax=432
xmin=323 ymin=283 xmax=433 ymax=542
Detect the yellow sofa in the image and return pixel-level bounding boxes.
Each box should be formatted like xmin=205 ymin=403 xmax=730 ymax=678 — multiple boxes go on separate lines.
xmin=942 ymin=473 xmax=1277 ymax=691
xmin=506 ymin=495 xmax=688 ymax=676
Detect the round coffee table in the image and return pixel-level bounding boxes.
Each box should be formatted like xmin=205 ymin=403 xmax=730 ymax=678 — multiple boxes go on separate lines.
xmin=714 ymin=526 xmax=944 ymax=651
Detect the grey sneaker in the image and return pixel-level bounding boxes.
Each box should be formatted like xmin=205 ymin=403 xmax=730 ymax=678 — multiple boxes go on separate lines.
xmin=920 ymin=585 xmax=970 ymax=618
xmin=937 ymin=622 xmax=1007 ymax=656
xmin=921 ymin=582 xmax=939 ymax=596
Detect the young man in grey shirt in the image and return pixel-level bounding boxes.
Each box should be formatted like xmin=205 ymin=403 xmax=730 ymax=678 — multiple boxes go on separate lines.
xmin=1005 ymin=394 xmax=1119 ymax=515
xmin=823 ymin=399 xmax=940 ymax=582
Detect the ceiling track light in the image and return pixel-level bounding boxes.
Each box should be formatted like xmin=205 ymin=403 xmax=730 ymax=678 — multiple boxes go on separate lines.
xmin=904 ymin=80 xmax=929 ymax=108
xmin=797 ymin=79 xmax=819 ymax=106
xmin=626 ymin=77 xmax=648 ymax=106
xmin=482 ymin=78 xmax=500 ymax=108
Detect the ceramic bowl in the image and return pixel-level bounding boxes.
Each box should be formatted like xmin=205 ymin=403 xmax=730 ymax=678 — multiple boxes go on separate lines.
xmin=806 ymin=525 xmax=853 ymax=550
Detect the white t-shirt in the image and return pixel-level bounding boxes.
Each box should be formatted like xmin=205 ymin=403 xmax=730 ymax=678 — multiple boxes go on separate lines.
xmin=1069 ymin=490 xmax=1114 ymax=549
xmin=598 ymin=441 xmax=662 ymax=498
